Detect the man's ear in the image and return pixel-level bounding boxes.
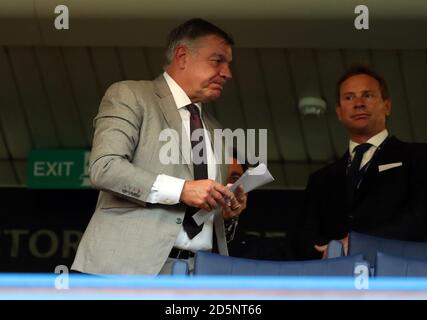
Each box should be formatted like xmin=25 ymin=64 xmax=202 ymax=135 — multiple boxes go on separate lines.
xmin=335 ymin=104 xmax=342 ymax=122
xmin=384 ymin=99 xmax=392 ymax=116
xmin=174 ymin=45 xmax=188 ymax=69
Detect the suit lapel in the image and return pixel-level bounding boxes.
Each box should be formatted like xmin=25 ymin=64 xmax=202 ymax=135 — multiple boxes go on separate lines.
xmin=355 ymin=136 xmax=400 ymax=202
xmin=321 ymin=154 xmax=351 ymax=215
xmin=153 ymin=75 xmax=193 ymax=176
xmin=337 ymin=154 xmax=349 ymax=180
xmin=335 ymin=153 xmax=349 ymax=199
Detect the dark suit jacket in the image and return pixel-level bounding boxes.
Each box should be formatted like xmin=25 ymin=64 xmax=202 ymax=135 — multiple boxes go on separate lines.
xmin=298 ymin=136 xmax=427 ymax=259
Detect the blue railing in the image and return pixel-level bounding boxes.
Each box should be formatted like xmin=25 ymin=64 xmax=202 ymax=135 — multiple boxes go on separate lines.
xmin=1 ymin=274 xmax=427 ymax=300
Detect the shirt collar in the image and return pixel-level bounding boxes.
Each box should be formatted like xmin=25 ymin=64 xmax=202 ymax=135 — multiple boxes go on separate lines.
xmin=163 ymin=72 xmax=202 ymax=114
xmin=349 ymin=129 xmax=389 ymax=155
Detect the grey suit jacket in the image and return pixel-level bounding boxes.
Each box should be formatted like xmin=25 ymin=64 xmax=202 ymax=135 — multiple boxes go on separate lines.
xmin=72 ymin=75 xmax=229 ymax=275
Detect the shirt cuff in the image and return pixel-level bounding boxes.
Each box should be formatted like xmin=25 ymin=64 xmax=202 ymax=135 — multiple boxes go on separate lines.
xmin=146 ymin=174 xmax=185 ymax=205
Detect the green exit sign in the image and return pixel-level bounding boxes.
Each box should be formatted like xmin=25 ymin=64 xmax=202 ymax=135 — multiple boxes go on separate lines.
xmin=27 ymin=149 xmax=91 ymax=189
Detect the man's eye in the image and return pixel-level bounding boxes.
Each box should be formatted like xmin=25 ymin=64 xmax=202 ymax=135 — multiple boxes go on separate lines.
xmin=364 ymin=92 xmax=374 ymax=98
xmin=344 ymin=95 xmax=354 ymax=100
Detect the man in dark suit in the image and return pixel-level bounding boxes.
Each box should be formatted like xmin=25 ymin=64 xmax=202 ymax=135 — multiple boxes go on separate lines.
xmin=298 ymin=65 xmax=427 ymax=259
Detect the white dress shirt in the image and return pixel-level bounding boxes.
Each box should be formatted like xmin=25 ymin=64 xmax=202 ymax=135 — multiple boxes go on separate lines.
xmin=145 ymin=72 xmax=218 ymax=252
xmin=349 ymin=129 xmax=389 ymax=169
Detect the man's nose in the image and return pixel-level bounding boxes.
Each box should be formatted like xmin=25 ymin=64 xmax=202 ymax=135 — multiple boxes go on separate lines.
xmin=220 ymin=64 xmax=232 ymax=79
xmin=353 ymin=96 xmax=366 ymax=108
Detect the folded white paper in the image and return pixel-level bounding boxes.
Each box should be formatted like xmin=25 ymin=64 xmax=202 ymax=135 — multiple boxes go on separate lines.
xmin=192 ymin=163 xmax=275 ymax=226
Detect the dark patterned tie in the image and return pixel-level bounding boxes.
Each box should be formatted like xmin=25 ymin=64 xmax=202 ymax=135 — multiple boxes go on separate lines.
xmin=183 ymin=104 xmax=208 ymax=239
xmin=347 ymin=143 xmax=371 ymax=206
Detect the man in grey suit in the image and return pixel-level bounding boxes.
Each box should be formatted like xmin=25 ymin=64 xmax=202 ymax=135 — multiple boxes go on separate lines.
xmin=72 ymin=18 xmax=247 ymax=275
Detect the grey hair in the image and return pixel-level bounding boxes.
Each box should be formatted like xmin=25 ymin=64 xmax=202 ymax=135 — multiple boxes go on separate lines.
xmin=163 ymin=38 xmax=198 ymax=69
xmin=163 ymin=18 xmax=234 ymax=70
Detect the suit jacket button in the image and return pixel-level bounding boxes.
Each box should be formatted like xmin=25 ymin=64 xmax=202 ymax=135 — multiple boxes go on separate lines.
xmin=176 ymin=218 xmax=182 ymax=224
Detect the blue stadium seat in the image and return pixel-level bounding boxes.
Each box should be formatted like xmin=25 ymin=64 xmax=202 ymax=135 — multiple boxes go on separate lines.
xmin=193 ymin=250 xmax=367 ymax=276
xmin=171 ymin=259 xmax=190 ymax=275
xmin=326 ymin=240 xmax=345 ymax=258
xmin=348 ymin=232 xmax=427 ymax=268
xmin=375 ymin=252 xmax=427 ymax=277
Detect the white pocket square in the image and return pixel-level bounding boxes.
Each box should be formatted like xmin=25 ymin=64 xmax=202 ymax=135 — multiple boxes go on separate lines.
xmin=378 ymin=162 xmax=402 ymax=172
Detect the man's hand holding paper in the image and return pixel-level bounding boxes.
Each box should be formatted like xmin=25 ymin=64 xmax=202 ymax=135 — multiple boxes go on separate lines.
xmin=193 ymin=163 xmax=275 ymax=226
xmin=222 ymin=184 xmax=247 ymax=221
